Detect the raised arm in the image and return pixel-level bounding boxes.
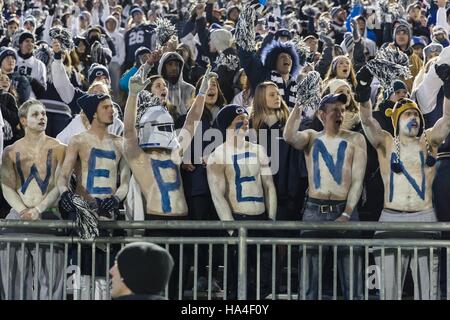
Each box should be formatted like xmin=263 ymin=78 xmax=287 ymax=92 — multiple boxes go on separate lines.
xmin=258 ymin=145 xmax=277 ymax=221
xmin=356 ymin=66 xmax=388 ymax=149
xmin=51 ymin=40 xmax=76 ymax=104
xmin=1 ymin=147 xmax=27 ymax=214
xmin=337 ymin=134 xmax=367 ymax=222
xmin=177 ymin=67 xmax=211 ymax=155
xmin=429 ymin=63 xmax=450 ymax=147
xmin=283 ymin=105 xmax=313 ymax=150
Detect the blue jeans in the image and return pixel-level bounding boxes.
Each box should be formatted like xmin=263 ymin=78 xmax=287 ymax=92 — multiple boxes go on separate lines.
xmin=298 ymin=199 xmax=364 ymax=300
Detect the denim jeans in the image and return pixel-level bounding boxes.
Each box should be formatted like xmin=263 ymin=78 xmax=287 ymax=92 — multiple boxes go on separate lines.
xmin=298 ymin=199 xmax=364 ymax=300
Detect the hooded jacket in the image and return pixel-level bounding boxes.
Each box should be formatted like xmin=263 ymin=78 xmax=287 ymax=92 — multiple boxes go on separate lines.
xmin=105 ymin=16 xmax=125 ymax=65
xmin=158 ymin=52 xmax=195 ymax=116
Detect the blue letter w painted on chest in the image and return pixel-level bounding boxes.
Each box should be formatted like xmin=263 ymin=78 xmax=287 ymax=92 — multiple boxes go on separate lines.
xmin=151 ymin=159 xmax=181 ymax=213
xmin=312 ymin=140 xmax=347 ymax=189
xmin=16 ymin=149 xmax=52 ymax=195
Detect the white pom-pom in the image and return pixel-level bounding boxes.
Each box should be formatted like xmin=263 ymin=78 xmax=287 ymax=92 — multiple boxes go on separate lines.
xmin=235 ymin=5 xmax=257 ymax=52
xmin=155 ymin=17 xmax=177 ymax=48
xmin=296 ymin=71 xmax=322 ymax=118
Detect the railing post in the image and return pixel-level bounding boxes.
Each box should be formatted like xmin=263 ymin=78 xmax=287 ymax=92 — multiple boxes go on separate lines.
xmin=238 ymin=227 xmax=247 ymax=300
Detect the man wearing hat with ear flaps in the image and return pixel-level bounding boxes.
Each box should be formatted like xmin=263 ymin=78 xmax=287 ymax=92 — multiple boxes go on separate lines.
xmin=356 ymin=61 xmax=450 ymax=299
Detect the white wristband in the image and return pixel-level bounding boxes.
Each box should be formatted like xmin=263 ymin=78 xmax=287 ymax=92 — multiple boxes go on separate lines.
xmin=341 ymin=212 xmax=351 ymax=219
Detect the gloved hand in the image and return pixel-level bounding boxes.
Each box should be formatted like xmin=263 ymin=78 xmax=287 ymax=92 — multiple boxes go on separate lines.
xmin=350 ymin=18 xmax=360 ymax=42
xmin=59 ymin=191 xmax=76 ymax=215
xmin=128 ymin=64 xmax=153 ymax=96
xmin=48 ymin=4 xmax=56 ymax=16
xmin=319 ymin=33 xmax=334 ymax=47
xmin=198 ymin=66 xmax=213 ymax=96
xmin=354 ymin=66 xmax=373 ymax=103
xmin=435 ymin=63 xmax=450 ymax=99
xmin=98 ymin=196 xmax=120 ymax=218
xmin=267 ymin=14 xmax=276 ymax=32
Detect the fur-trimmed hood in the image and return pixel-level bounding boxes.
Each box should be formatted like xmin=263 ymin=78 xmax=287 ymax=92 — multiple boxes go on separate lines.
xmin=261 ymin=40 xmax=300 ymax=78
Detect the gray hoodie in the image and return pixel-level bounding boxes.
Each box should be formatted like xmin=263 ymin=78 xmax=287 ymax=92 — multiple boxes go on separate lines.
xmin=157 ymin=51 xmax=195 ymax=116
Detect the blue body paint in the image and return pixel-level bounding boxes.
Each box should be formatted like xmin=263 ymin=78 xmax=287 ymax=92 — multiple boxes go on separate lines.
xmin=406 ymin=119 xmax=418 ymax=134
xmin=151 ymin=159 xmax=181 ymax=213
xmin=86 ymin=148 xmax=116 ymax=195
xmin=235 ymin=121 xmax=244 ymax=133
xmin=16 ymin=149 xmax=53 ymax=195
xmin=232 ymin=152 xmax=264 ymax=203
xmin=389 ymin=152 xmax=426 ymax=202
xmin=312 ymin=139 xmax=347 ymax=189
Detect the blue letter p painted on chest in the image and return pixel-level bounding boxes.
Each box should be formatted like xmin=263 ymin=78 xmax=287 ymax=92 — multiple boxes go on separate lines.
xmin=232 ymin=152 xmax=264 ymax=203
xmin=86 ymin=148 xmax=116 ymax=195
xmin=151 ymin=159 xmax=181 ymax=213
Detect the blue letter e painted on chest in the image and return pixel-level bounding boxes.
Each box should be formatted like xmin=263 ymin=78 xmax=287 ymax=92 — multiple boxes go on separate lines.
xmin=86 ymin=148 xmax=116 ymax=194
xmin=232 ymin=152 xmax=264 ymax=203
xmin=151 ymin=159 xmax=181 ymax=213
xmin=16 ymin=149 xmax=53 ymax=195
xmin=312 ymin=139 xmax=347 ymax=189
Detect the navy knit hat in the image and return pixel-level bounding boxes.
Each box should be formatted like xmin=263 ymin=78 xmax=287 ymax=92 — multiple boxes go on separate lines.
xmin=117 ymin=242 xmax=174 ymax=295
xmin=214 ymin=104 xmax=248 ymax=136
xmin=135 ymin=46 xmax=151 ymax=64
xmin=0 ymin=48 xmax=16 ymax=65
xmin=384 ymin=79 xmax=408 ymax=100
xmin=19 ymin=31 xmax=35 ymax=44
xmin=88 ymin=63 xmax=110 ymax=84
xmin=274 ymin=28 xmax=292 ymax=41
xmin=76 ymin=93 xmax=111 ymax=123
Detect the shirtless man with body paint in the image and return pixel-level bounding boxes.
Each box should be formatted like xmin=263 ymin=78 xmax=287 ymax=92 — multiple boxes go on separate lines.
xmin=284 ymin=92 xmax=367 ymax=300
xmin=56 ymin=91 xmax=130 ymax=300
xmin=123 ymin=58 xmax=213 ymax=298
xmin=356 ymin=62 xmax=450 ymax=300
xmin=206 ymin=104 xmax=277 ymax=299
xmin=0 ymin=100 xmax=66 ymax=300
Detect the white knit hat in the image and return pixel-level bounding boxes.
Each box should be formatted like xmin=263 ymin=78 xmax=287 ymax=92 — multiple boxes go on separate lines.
xmin=328 ymin=78 xmax=350 ymax=94
xmin=210 ymin=29 xmax=233 ymax=52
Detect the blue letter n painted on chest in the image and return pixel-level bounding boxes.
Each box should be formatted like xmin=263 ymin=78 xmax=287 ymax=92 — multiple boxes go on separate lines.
xmin=151 ymin=159 xmax=181 ymax=213
xmin=312 ymin=140 xmax=347 ymax=189
xmin=389 ymin=152 xmax=426 ymax=202
xmin=16 ymin=149 xmax=53 ymax=195
xmin=232 ymin=152 xmax=263 ymax=203
xmin=86 ymin=148 xmax=116 ymax=195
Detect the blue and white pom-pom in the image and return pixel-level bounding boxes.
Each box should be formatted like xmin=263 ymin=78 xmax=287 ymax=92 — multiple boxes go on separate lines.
xmin=49 ymin=26 xmax=74 ymax=51
xmin=235 ymin=4 xmax=257 ymax=52
xmin=296 ymin=71 xmax=322 ymax=118
xmin=72 ymin=195 xmax=99 ymax=240
xmin=136 ymin=91 xmax=163 ymax=126
xmin=366 ymin=46 xmax=412 ymax=90
xmin=214 ymin=53 xmax=240 ymax=71
xmin=292 ymin=35 xmax=311 ymax=65
xmin=155 ymin=17 xmax=177 ymax=48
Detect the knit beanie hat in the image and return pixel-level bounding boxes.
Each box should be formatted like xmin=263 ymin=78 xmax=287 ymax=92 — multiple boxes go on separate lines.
xmin=0 ymin=48 xmax=16 ymax=65
xmin=383 ymin=79 xmax=408 ymax=100
xmin=385 ymin=98 xmax=423 ymax=138
xmin=117 ymin=242 xmax=174 ymax=295
xmin=88 ymin=63 xmax=110 ymax=84
xmin=214 ymin=104 xmax=248 ymax=136
xmin=330 ymin=6 xmax=342 ymax=19
xmin=210 ymin=29 xmax=233 ymax=52
xmin=76 ymin=93 xmax=111 ymax=123
xmin=423 ymin=43 xmax=443 ymax=62
xmin=23 ymin=15 xmax=36 ymax=28
xmin=135 ymin=46 xmax=151 ymax=64
xmin=327 ymin=79 xmax=350 ymax=94
xmin=385 ymin=98 xmax=435 ymax=172
xmin=19 ymin=31 xmax=34 ymax=44
xmin=394 ymin=22 xmax=412 ymax=42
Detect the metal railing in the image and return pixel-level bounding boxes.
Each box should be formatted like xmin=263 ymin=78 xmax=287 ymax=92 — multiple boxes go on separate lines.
xmin=1 ymin=220 xmax=450 ymax=300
